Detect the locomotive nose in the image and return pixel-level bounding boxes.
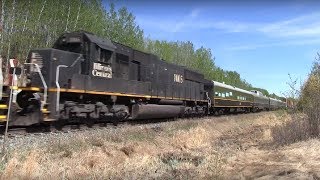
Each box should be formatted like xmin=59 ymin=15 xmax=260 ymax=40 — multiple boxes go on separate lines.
xmin=0 ymin=87 xmax=44 ymax=127
xmin=16 ymin=91 xmax=41 ymax=115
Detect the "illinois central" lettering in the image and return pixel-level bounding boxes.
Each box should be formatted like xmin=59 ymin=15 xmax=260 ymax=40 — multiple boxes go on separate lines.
xmin=92 ymin=63 xmax=112 ymax=78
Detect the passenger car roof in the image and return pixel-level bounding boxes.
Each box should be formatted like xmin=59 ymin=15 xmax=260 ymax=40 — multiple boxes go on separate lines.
xmin=212 ymin=80 xmax=253 ymax=95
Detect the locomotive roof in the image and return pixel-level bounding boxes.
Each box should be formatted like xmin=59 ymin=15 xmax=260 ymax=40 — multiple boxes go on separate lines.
xmin=62 ymin=31 xmax=211 ymax=82
xmin=213 ymin=80 xmax=253 ymax=95
xmin=59 ymin=31 xmax=117 ymax=51
xmin=83 ymin=32 xmax=117 ymax=51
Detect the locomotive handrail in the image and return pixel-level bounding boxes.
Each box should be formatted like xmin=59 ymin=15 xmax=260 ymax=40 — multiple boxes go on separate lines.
xmin=70 ymin=55 xmax=83 ymax=67
xmin=55 ymin=65 xmax=68 ymax=112
xmin=24 ymin=63 xmax=48 ymax=110
xmin=0 ymin=57 xmax=3 ymax=100
xmin=55 ymin=55 xmax=83 ymax=112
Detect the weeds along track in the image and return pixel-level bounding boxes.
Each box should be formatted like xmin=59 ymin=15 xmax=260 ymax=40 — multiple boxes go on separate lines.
xmin=0 ymin=112 xmax=251 ymax=139
xmin=0 ymin=122 xmax=130 ymax=152
xmin=0 ymin=122 xmax=128 ymax=140
xmin=0 ymin=116 xmax=186 ymax=139
xmin=0 ymin=111 xmax=290 ymax=179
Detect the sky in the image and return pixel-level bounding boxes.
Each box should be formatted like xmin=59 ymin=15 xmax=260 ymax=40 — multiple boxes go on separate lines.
xmin=104 ymin=0 xmax=320 ymax=96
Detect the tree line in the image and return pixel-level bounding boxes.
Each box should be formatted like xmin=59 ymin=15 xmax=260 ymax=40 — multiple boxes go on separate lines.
xmin=0 ymin=0 xmax=277 ymax=97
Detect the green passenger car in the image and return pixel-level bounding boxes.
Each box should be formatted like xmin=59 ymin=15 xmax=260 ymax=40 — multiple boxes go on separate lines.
xmin=212 ymin=81 xmax=254 ymax=112
xmin=250 ymin=90 xmax=270 ymax=111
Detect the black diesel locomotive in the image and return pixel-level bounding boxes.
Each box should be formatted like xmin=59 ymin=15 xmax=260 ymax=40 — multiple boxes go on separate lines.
xmin=0 ymin=31 xmax=286 ymax=126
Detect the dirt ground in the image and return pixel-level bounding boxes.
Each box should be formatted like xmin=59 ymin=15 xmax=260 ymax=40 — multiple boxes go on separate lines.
xmin=1 ymin=111 xmax=319 ymax=179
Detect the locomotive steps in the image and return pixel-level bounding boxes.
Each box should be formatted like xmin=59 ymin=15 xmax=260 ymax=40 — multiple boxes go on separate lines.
xmin=0 ymin=111 xmax=319 ymax=179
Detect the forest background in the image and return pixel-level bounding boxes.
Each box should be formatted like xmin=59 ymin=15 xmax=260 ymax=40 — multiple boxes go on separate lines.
xmin=0 ymin=0 xmax=282 ymax=98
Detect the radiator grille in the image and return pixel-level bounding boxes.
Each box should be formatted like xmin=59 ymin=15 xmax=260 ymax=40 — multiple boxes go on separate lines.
xmin=30 ymin=52 xmax=43 ymax=72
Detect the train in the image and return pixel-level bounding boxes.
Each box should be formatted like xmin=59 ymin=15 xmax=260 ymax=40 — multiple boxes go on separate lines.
xmin=0 ymin=31 xmax=287 ymax=127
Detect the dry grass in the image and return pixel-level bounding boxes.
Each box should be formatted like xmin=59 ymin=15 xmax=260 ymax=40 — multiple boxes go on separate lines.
xmin=0 ymin=111 xmax=307 ymax=179
xmin=226 ymin=138 xmax=320 ymax=179
xmin=271 ymin=113 xmax=310 ymax=146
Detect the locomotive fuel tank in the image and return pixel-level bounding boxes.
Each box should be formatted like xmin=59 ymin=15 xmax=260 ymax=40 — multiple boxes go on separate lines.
xmin=131 ymin=104 xmax=185 ymax=120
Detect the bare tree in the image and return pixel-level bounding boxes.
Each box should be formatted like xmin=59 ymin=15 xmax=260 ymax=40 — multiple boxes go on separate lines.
xmin=65 ymin=4 xmax=71 ymax=31
xmin=26 ymin=0 xmax=47 ymax=58
xmin=285 ymin=73 xmax=300 ymax=100
xmin=0 ymin=0 xmax=5 ymax=57
xmin=22 ymin=0 xmax=31 ymax=32
xmin=74 ymin=1 xmax=82 ymax=29
xmin=5 ymin=0 xmax=16 ymax=68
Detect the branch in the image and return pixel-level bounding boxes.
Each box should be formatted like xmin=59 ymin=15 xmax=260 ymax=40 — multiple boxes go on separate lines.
xmin=65 ymin=4 xmax=71 ymax=32
xmin=74 ymin=1 xmax=82 ymax=29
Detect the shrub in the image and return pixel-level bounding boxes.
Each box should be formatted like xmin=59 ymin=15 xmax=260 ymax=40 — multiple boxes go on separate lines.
xmin=271 ymin=115 xmax=310 ymax=146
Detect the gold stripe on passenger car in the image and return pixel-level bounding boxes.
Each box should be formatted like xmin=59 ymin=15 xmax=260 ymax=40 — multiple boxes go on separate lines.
xmin=214 ymin=97 xmax=253 ymax=103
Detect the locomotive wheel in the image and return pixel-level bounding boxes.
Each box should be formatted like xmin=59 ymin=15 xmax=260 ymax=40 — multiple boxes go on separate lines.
xmin=85 ymin=119 xmax=95 ymax=128
xmin=41 ymin=123 xmax=52 ymax=132
xmin=54 ymin=120 xmax=65 ymax=131
xmin=111 ymin=118 xmax=119 ymax=126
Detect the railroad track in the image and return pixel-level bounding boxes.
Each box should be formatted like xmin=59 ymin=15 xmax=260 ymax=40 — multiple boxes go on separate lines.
xmin=0 ymin=123 xmax=115 ymax=139
xmin=0 ymin=116 xmax=177 ymax=139
xmin=0 ymin=111 xmax=251 ymax=139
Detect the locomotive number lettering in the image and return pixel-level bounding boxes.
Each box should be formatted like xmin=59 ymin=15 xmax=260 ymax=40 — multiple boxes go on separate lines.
xmin=174 ymin=74 xmax=183 ymax=83
xmin=92 ymin=63 xmax=112 ymax=78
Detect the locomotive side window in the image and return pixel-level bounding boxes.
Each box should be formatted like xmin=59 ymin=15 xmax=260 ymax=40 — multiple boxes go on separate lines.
xmin=95 ymin=45 xmax=101 ymax=61
xmin=80 ymin=41 xmax=90 ymax=75
xmin=95 ymin=45 xmax=113 ymax=63
xmin=101 ymin=49 xmax=112 ymax=63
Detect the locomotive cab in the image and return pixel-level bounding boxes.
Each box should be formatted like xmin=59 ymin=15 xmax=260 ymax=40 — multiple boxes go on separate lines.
xmin=53 ymin=31 xmax=116 ymax=76
xmin=3 ymin=31 xmax=117 ymax=126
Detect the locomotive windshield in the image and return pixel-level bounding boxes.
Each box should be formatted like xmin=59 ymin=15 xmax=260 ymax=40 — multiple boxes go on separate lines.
xmin=53 ymin=36 xmax=82 ymax=53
